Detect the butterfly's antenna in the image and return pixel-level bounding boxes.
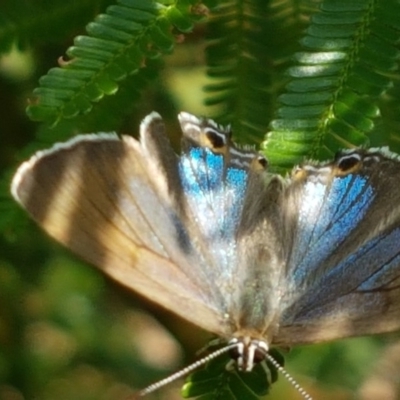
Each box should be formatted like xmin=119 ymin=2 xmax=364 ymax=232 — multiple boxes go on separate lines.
xmin=133 ymin=343 xmax=313 ymax=399
xmin=264 ymin=353 xmax=313 ymax=400
xmin=138 ymin=342 xmax=238 ymax=397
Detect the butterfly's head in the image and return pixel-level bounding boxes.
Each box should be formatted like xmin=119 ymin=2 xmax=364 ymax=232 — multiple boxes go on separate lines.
xmin=228 ymin=336 xmax=269 ymax=371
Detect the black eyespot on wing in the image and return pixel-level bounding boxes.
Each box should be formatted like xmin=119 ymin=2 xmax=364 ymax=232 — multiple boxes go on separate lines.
xmin=257 ymin=156 xmax=268 ymax=169
xmin=336 ymin=153 xmax=361 ymax=172
xmin=205 ymin=130 xmax=226 ymax=149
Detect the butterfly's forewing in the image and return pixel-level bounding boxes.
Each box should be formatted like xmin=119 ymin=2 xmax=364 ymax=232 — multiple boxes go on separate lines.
xmin=11 ymin=113 xmax=238 ymax=336
xmin=277 ymin=149 xmax=400 ymax=346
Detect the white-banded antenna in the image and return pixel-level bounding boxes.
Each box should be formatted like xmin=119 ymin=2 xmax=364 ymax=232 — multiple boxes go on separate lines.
xmin=138 ymin=343 xmax=238 ymax=396
xmin=134 ymin=344 xmax=313 ymax=400
xmin=264 ymin=353 xmax=313 ymax=400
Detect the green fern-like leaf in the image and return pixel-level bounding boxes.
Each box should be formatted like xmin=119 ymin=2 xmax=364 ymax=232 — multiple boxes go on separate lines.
xmin=26 ymin=0 xmax=199 ymax=126
xmin=382 ymin=80 xmax=400 ymax=147
xmin=204 ymin=0 xmax=319 ymax=142
xmin=26 ymin=59 xmax=161 ymax=151
xmin=266 ymin=0 xmax=400 ymax=172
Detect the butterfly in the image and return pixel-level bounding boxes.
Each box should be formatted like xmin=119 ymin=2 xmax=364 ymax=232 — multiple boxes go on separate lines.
xmin=10 ymin=112 xmax=400 ymax=397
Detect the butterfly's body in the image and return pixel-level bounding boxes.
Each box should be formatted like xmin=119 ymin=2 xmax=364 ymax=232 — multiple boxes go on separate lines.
xmin=11 ymin=112 xmax=400 ymax=385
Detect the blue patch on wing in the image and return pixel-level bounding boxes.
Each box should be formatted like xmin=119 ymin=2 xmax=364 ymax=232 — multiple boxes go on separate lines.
xmin=291 ymin=174 xmax=375 ymax=283
xmin=179 ymin=147 xmax=248 ymax=236
xmin=180 ymin=147 xmax=224 ymax=195
xmin=224 ymin=168 xmax=247 ymax=237
xmin=179 ymin=147 xmax=248 ymax=272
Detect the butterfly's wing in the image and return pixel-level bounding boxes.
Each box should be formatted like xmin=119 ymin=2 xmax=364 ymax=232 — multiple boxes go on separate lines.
xmin=276 ymin=149 xmax=400 ymax=346
xmin=11 ymin=113 xmax=240 ymax=336
xmin=178 ymin=114 xmax=295 ymax=340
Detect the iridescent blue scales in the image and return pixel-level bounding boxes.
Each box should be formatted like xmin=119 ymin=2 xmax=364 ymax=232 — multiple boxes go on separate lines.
xmin=280 ymin=151 xmax=400 ymax=345
xmin=11 ymin=112 xmax=400 ymax=376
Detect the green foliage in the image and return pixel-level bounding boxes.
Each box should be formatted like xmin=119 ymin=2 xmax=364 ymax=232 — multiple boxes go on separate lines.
xmin=204 ymin=0 xmax=320 ymax=142
xmin=26 ymin=0 xmax=199 ymax=126
xmin=266 ymin=0 xmax=400 ymax=171
xmin=1 ymin=0 xmax=400 ymax=399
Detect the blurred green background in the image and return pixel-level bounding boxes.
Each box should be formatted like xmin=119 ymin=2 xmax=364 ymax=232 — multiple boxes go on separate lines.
xmin=1 ymin=1 xmax=400 ymax=400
